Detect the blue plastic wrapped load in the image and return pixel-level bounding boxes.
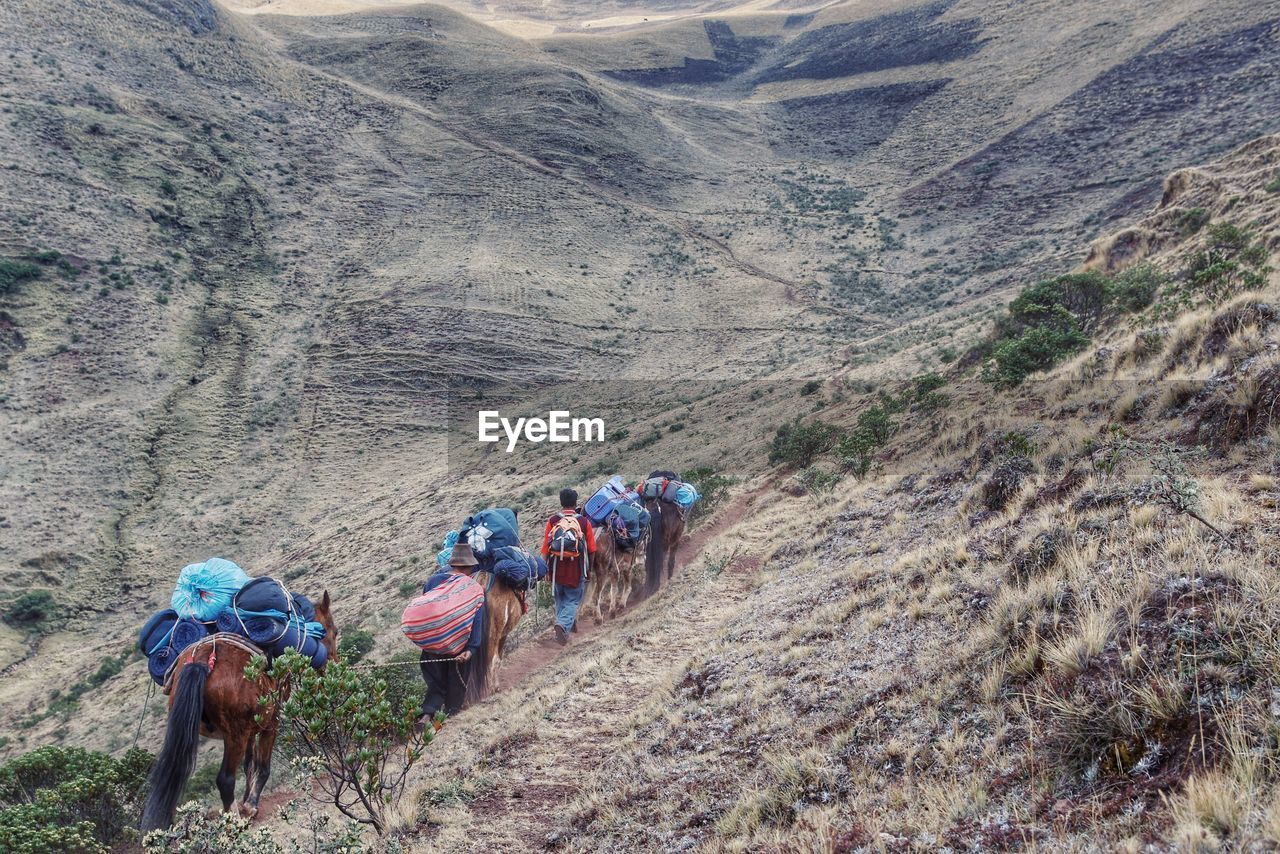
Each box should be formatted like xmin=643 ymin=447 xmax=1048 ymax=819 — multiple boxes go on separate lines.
xmin=675 ymin=483 xmax=701 ymax=510
xmin=613 ymin=499 xmax=651 ymax=543
xmin=171 ymin=558 xmax=250 ymax=621
xmin=461 ymin=508 xmax=520 ymax=563
xmin=436 ymin=530 xmax=460 ymax=568
xmin=138 ymin=609 xmax=178 ymax=655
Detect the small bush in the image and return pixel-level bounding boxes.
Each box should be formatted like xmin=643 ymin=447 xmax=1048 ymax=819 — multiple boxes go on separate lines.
xmin=768 ymin=420 xmax=838 ymax=469
xmin=798 ymin=379 xmax=822 ymax=397
xmin=1267 ymin=172 xmax=1280 ymax=194
xmin=797 ymin=467 xmax=840 ymax=495
xmin=0 ymin=259 xmax=41 ymax=295
xmin=682 ymin=465 xmax=734 ymax=518
xmin=1110 ymin=263 xmax=1164 ymax=311
xmin=336 ymin=627 xmax=375 ymax=664
xmin=5 ymin=591 xmax=56 ymax=627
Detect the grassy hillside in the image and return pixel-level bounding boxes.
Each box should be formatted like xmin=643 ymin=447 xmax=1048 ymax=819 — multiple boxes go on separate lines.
xmin=390 ymin=134 xmax=1280 ymax=851
xmin=1 ymin=1 xmax=1279 ymax=845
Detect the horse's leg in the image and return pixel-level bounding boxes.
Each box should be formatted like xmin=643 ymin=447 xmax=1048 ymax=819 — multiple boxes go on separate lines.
xmin=241 ymin=728 xmax=277 ymax=819
xmin=217 ymin=732 xmax=249 ymax=814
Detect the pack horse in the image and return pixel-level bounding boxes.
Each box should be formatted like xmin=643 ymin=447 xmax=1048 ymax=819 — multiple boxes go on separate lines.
xmin=139 ymin=562 xmax=339 ymax=832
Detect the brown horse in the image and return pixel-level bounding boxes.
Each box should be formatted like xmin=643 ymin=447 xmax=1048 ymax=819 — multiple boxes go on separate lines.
xmin=140 ymin=592 xmax=339 ymax=831
xmin=643 ymin=497 xmax=687 ymax=598
xmin=466 ymin=572 xmax=523 ymax=703
xmin=587 ymin=525 xmax=647 ymax=623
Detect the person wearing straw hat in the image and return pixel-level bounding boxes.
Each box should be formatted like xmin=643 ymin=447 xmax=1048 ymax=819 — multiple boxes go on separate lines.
xmin=419 ymin=542 xmax=487 ymax=722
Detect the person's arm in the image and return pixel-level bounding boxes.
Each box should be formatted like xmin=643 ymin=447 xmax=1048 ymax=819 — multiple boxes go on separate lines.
xmin=583 ymin=517 xmax=597 ymax=555
xmin=422 ymin=571 xmax=447 ymax=593
xmin=540 ymin=516 xmax=555 ymax=557
xmin=461 ymin=602 xmax=485 ymax=660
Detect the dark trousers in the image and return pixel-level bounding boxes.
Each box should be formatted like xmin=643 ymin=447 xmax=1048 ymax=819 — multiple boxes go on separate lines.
xmin=420 ymin=652 xmax=466 ymax=718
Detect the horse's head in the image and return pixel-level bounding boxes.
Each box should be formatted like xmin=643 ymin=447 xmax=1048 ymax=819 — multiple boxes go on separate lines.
xmin=314 ymin=590 xmax=339 ymax=664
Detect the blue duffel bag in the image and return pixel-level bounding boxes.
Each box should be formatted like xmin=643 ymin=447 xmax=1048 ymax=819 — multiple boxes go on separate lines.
xmin=234 ymin=576 xmax=291 ymax=615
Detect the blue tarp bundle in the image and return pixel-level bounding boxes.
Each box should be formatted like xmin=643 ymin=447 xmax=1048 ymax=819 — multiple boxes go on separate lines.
xmin=461 ymin=508 xmax=520 ymax=564
xmin=171 ymin=558 xmax=250 ymax=621
xmin=146 ymin=570 xmax=327 ymax=676
xmin=675 ymin=483 xmax=701 ymax=510
xmin=491 ymin=545 xmax=548 ymax=590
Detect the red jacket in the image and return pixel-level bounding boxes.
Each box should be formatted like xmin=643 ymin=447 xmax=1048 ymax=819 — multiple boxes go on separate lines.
xmin=540 ymin=508 xmax=596 ymax=557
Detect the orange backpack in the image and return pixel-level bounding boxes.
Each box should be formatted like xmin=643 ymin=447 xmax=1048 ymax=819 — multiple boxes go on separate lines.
xmin=548 ymin=512 xmax=585 ymax=559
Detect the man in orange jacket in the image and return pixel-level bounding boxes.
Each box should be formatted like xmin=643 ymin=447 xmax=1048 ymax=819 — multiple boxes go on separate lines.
xmin=541 ymin=488 xmax=596 ymax=645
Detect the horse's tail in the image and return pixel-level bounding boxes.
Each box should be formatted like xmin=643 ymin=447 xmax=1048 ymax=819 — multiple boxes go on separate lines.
xmin=140 ymin=663 xmax=208 ymax=831
xmin=644 ymin=502 xmax=666 ymax=598
xmin=463 ymin=598 xmax=493 ymax=707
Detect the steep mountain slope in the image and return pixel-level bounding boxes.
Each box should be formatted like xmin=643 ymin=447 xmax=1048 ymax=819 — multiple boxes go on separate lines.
xmin=382 ymin=135 xmax=1280 ymax=851
xmin=1 ymin=0 xmax=1279 ymax=810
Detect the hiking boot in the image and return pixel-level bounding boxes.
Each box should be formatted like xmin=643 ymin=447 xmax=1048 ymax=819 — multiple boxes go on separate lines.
xmin=554 ymin=624 xmax=568 ymax=646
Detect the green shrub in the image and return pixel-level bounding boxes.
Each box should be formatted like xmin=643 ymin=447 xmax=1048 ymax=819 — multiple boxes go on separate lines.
xmin=247 ymin=650 xmax=433 ymax=835
xmin=0 ymin=745 xmax=152 ymax=853
xmin=767 ymin=420 xmax=838 ymax=469
xmin=1178 ymin=207 xmax=1209 ymax=234
xmin=0 ymin=259 xmax=41 ymax=295
xmin=1109 ymin=263 xmax=1164 ymax=311
xmin=1267 ymin=172 xmax=1280 ymax=193
xmin=984 ymin=324 xmax=1089 ymax=387
xmin=336 ymin=627 xmax=375 ymax=664
xmin=682 ymin=465 xmax=734 ymax=516
xmin=5 ymin=591 xmax=56 ymax=627
xmin=836 ymin=430 xmax=878 ymax=478
xmin=797 ymin=467 xmax=840 ymax=495
xmin=798 ymin=379 xmax=822 ymax=397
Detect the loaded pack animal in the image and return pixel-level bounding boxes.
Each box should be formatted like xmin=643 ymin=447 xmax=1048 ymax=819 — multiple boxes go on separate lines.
xmin=588 ymin=521 xmax=648 ymax=623
xmin=140 ymin=592 xmax=339 ymax=831
xmin=466 ymin=571 xmax=523 ymax=701
xmin=643 ymin=471 xmax=688 ymax=598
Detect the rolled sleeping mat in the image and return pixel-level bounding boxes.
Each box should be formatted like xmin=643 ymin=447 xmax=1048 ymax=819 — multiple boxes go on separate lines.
xmin=234 ymin=576 xmax=290 ymax=615
xmin=170 ymin=617 xmax=208 ymax=655
xmin=310 ymin=640 xmax=329 ymax=669
xmin=241 ymin=614 xmax=287 ymax=646
xmin=214 ymin=608 xmax=244 ymax=636
xmin=267 ymin=619 xmax=305 ymax=654
xmin=147 ymin=647 xmax=175 ymax=685
xmin=139 ymin=609 xmax=178 ymax=655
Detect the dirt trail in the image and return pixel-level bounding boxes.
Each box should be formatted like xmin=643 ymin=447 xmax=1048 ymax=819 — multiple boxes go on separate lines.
xmin=411 ymin=486 xmax=767 ymax=849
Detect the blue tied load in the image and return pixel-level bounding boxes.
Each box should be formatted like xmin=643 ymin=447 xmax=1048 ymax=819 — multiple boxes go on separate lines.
xmin=171 ymin=557 xmax=250 ymax=621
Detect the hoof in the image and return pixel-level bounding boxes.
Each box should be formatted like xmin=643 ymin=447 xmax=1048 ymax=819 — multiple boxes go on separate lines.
xmin=238 ymin=803 xmax=258 ymax=821
xmin=593 ymin=615 xmax=603 ymax=626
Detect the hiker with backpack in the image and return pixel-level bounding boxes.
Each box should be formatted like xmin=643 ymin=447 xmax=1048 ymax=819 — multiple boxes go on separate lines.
xmin=540 ymin=488 xmax=596 ymax=646
xmin=409 ymin=542 xmax=487 ymax=722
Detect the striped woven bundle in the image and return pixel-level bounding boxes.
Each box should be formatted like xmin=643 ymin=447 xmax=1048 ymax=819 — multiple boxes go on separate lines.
xmin=400 ymin=574 xmax=484 ymax=656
